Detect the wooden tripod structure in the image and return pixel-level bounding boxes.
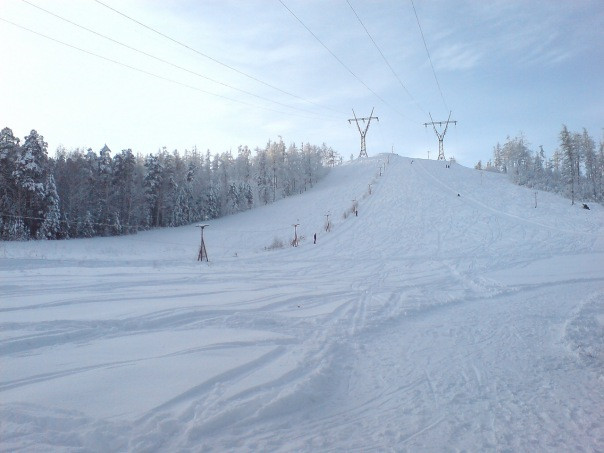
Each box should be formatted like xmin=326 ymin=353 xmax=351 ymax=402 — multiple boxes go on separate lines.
xmin=197 ymin=224 xmax=209 ymax=261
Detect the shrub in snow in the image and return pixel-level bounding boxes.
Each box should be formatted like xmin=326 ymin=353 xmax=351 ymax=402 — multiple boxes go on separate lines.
xmin=265 ymin=237 xmax=285 ymax=250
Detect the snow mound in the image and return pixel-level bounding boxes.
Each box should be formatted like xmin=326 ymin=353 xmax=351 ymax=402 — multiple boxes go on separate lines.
xmin=564 ymin=293 xmax=604 ymax=366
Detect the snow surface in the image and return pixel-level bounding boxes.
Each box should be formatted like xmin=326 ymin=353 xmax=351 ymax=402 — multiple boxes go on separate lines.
xmin=1 ymin=155 xmax=603 ymax=452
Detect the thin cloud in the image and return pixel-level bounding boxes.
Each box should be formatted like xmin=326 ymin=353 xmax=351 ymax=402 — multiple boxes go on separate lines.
xmin=432 ymin=43 xmax=483 ymax=71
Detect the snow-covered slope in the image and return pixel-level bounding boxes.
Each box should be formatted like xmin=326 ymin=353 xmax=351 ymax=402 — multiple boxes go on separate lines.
xmin=2 ymin=155 xmax=603 ymax=452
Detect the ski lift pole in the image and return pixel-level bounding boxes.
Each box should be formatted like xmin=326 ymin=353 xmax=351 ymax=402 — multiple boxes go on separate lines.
xmin=197 ymin=224 xmax=209 ymax=261
xmin=292 ymin=223 xmax=299 ymax=247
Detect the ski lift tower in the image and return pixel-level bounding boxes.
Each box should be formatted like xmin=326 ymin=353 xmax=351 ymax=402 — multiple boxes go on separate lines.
xmin=424 ymin=111 xmax=457 ymax=161
xmin=196 ymin=224 xmax=209 ymax=261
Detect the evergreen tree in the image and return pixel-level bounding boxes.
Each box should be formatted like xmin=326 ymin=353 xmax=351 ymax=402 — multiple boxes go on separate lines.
xmin=487 ymin=126 xmax=602 ymax=205
xmin=597 ymin=140 xmax=604 ymax=201
xmin=255 ymin=148 xmax=271 ymax=205
xmin=111 ymin=212 xmax=122 ymax=236
xmin=97 ymin=145 xmax=113 ymax=235
xmin=38 ymin=174 xmax=61 ymax=239
xmin=113 ymin=149 xmax=137 ymax=231
xmin=580 ymin=129 xmax=597 ymax=200
xmin=560 ymin=125 xmax=576 ymax=204
xmin=144 ymin=153 xmax=164 ymax=226
xmin=13 ymin=130 xmax=49 ymax=237
xmin=205 ymin=187 xmax=220 ymax=219
xmin=8 ymin=216 xmax=29 ymax=240
xmin=79 ymin=211 xmax=96 ymax=238
xmin=227 ymin=182 xmax=239 ymax=213
xmin=533 ymin=145 xmax=545 ymax=185
xmin=1 ymin=126 xmax=334 ymax=239
xmin=0 ymin=128 xmax=20 ymax=239
xmin=243 ymin=183 xmax=253 ymax=210
xmin=493 ymin=143 xmax=503 ymax=172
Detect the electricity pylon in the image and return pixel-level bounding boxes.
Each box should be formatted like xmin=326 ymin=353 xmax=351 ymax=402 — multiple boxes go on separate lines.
xmin=348 ymin=108 xmax=378 ymax=158
xmin=424 ymin=111 xmax=457 ymax=161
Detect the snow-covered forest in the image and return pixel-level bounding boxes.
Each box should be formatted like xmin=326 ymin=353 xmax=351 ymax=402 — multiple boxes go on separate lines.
xmin=0 ymin=127 xmax=339 ymax=241
xmin=476 ymin=125 xmax=604 ymax=205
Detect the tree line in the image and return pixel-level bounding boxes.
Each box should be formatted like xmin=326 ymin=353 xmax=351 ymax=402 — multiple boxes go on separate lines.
xmin=0 ymin=127 xmax=341 ymax=240
xmin=475 ymin=125 xmax=604 ymax=205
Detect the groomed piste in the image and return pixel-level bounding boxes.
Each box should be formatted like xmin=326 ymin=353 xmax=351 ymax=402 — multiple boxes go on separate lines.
xmin=1 ymin=154 xmax=603 ymax=451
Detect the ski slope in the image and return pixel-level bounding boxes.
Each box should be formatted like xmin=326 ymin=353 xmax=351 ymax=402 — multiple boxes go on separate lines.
xmin=1 ymin=154 xmax=603 ymax=452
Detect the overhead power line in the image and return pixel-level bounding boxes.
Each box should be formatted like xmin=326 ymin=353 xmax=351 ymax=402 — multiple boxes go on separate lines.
xmin=409 ymin=0 xmax=448 ymax=113
xmin=92 ymin=0 xmax=344 ymax=116
xmin=278 ymin=0 xmax=411 ymax=121
xmin=0 ymin=16 xmax=332 ymax=122
xmin=345 ymin=0 xmax=427 ymax=118
xmin=0 ymin=211 xmax=142 ymax=231
xmin=21 ymin=0 xmax=334 ymax=119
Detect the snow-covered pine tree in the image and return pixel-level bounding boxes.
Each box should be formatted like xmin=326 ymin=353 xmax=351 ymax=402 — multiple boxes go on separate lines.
xmin=215 ymin=151 xmax=233 ymax=215
xmin=8 ymin=216 xmax=29 ymax=240
xmin=487 ymin=127 xmax=601 ymax=205
xmin=144 ymin=153 xmax=164 ymax=226
xmin=1 ymin=128 xmax=335 ymax=238
xmin=111 ymin=212 xmax=122 ymax=236
xmin=79 ymin=211 xmax=96 ymax=238
xmin=493 ymin=142 xmax=503 ymax=172
xmin=97 ymin=145 xmax=113 ymax=235
xmin=171 ymin=186 xmax=190 ymax=226
xmin=286 ymin=143 xmax=302 ymax=195
xmin=560 ymin=125 xmax=576 ymax=204
xmin=254 ymin=148 xmax=271 ymax=205
xmin=0 ymin=128 xmax=20 ymax=239
xmin=38 ymin=174 xmax=62 ymax=239
xmin=13 ymin=130 xmax=50 ymax=238
xmin=580 ymin=129 xmax=597 ymax=201
xmin=532 ymin=145 xmax=545 ymax=187
xmin=112 ymin=149 xmax=137 ymax=232
xmin=205 ymin=186 xmax=220 ymax=219
xmin=597 ymin=140 xmax=604 ymax=201
xmin=227 ymin=182 xmax=239 ymax=214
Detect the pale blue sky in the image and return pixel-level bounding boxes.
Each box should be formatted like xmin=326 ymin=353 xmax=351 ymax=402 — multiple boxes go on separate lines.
xmin=1 ymin=0 xmax=602 ymax=166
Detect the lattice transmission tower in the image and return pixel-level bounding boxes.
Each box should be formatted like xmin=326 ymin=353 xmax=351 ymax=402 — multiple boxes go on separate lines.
xmin=424 ymin=111 xmax=457 ymax=160
xmin=348 ymin=108 xmax=378 ymax=158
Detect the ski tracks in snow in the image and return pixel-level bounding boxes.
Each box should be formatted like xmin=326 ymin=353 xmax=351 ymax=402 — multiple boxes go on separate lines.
xmin=2 ymin=155 xmax=603 ymax=451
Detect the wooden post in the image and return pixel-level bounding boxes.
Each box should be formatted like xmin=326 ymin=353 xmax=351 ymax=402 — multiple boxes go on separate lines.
xmin=197 ymin=224 xmax=209 ymax=261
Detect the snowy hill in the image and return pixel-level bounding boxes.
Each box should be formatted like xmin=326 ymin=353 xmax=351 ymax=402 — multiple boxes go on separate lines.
xmin=1 ymin=154 xmax=603 ymax=451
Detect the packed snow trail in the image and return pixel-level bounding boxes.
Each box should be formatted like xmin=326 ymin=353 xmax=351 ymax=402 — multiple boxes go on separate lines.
xmin=1 ymin=155 xmax=603 ymax=451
